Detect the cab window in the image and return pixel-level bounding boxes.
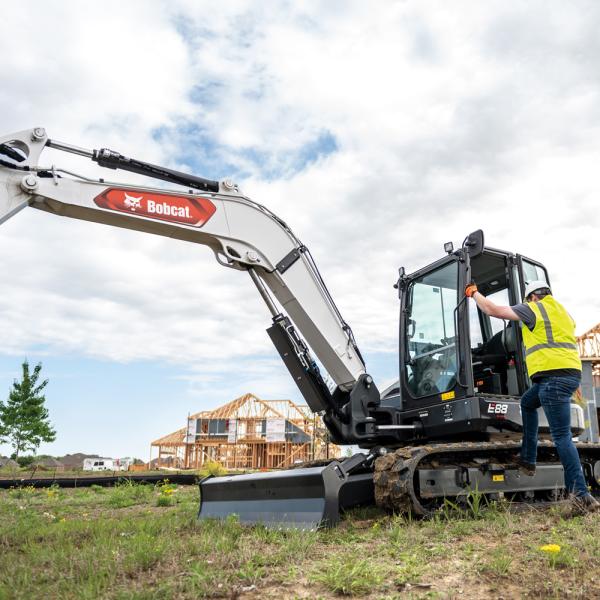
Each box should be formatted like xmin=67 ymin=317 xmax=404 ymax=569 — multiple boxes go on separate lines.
xmin=404 ymin=261 xmax=458 ymax=398
xmin=522 ymin=259 xmax=549 ymax=288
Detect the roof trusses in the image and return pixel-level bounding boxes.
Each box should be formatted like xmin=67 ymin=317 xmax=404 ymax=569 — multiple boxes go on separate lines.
xmin=150 ymin=392 xmax=339 ymax=470
xmin=578 ymin=323 xmax=600 ymax=360
xmin=578 ymin=323 xmax=600 ymax=380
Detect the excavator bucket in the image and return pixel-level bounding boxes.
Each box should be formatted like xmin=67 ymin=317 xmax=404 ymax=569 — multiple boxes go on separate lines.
xmin=198 ymin=457 xmax=374 ymax=530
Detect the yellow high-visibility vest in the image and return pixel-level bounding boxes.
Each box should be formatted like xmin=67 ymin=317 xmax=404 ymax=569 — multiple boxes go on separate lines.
xmin=521 ymin=296 xmax=581 ymax=377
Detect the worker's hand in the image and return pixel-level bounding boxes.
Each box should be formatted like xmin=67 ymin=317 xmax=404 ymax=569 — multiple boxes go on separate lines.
xmin=465 ymin=282 xmax=478 ymax=298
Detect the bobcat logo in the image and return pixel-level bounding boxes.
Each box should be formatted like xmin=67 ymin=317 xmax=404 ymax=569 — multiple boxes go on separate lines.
xmin=123 ymin=193 xmax=143 ymax=212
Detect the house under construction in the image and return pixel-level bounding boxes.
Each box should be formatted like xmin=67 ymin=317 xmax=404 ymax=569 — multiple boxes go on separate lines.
xmin=151 ymin=393 xmax=340 ymax=470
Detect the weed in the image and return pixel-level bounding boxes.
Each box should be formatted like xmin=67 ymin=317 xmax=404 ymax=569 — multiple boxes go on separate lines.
xmin=156 ymin=482 xmax=178 ymax=506
xmin=440 ymin=517 xmax=482 ymax=538
xmin=115 ymin=589 xmax=171 ymax=600
xmin=109 ymin=480 xmax=152 ymax=508
xmin=188 ymin=561 xmax=230 ymax=597
xmin=311 ymin=555 xmax=386 ymax=595
xmin=282 ymin=528 xmax=318 ymax=555
xmin=156 ymin=494 xmax=173 ymax=507
xmin=236 ymin=559 xmax=266 ymax=585
xmin=388 ymin=519 xmax=412 ymax=547
xmin=123 ymin=533 xmax=166 ymax=573
xmin=9 ymin=485 xmax=36 ymax=500
xmin=476 ymin=547 xmax=514 ymax=576
xmin=45 ymin=484 xmax=61 ymax=500
xmin=436 ymin=487 xmax=490 ymax=521
xmin=200 ymin=460 xmax=227 ymax=477
xmin=345 ymin=505 xmax=387 ymax=521
xmin=538 ymin=541 xmax=578 ymax=569
xmin=394 ymin=551 xmax=425 ymax=585
xmin=464 ymin=487 xmax=488 ymax=519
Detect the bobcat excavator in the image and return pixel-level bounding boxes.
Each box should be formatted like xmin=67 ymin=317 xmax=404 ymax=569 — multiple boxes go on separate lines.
xmin=1 ymin=127 xmax=598 ymax=529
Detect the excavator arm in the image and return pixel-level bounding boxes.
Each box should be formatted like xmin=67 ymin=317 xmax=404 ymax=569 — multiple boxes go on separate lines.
xmin=0 ymin=127 xmax=382 ymax=445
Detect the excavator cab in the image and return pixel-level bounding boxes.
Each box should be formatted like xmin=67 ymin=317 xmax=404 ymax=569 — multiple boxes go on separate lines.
xmin=400 ymin=244 xmax=528 ymax=403
xmin=380 ymin=232 xmax=585 ymax=445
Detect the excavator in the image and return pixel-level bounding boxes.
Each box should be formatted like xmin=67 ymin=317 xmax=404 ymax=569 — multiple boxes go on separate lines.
xmin=1 ymin=127 xmax=598 ymax=530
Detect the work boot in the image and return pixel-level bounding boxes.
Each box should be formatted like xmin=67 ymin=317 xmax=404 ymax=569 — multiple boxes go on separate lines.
xmin=567 ymin=494 xmax=600 ymax=517
xmin=511 ymin=455 xmax=536 ymax=476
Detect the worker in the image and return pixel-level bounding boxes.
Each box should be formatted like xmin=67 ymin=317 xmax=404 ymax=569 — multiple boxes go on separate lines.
xmin=465 ymin=279 xmax=599 ymax=514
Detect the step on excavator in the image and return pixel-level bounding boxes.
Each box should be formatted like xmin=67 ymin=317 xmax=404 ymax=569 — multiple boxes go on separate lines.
xmin=1 ymin=128 xmax=599 ymax=529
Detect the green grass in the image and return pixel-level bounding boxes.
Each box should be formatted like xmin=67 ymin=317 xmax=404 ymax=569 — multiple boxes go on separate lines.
xmin=1 ymin=484 xmax=599 ymax=599
xmin=311 ymin=556 xmax=386 ymax=595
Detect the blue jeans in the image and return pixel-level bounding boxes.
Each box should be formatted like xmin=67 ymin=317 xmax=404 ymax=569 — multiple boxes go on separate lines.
xmin=520 ymin=375 xmax=588 ymax=497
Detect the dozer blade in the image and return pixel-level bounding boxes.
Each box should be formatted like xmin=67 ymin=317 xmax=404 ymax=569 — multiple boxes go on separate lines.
xmin=198 ymin=459 xmax=374 ymax=530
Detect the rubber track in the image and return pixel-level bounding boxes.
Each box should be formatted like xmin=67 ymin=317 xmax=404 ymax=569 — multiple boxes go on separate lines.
xmin=373 ymin=440 xmax=600 ymax=516
xmin=0 ymin=473 xmax=198 ymax=489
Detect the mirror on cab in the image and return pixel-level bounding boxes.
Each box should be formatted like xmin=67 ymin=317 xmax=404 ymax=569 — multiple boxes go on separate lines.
xmin=464 ymin=229 xmax=485 ymax=258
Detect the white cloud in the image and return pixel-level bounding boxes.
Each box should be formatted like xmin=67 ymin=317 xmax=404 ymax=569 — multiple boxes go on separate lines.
xmin=0 ymin=0 xmax=598 ymax=386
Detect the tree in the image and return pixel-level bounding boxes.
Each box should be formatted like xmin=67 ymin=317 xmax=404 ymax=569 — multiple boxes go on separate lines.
xmin=0 ymin=361 xmax=56 ymax=459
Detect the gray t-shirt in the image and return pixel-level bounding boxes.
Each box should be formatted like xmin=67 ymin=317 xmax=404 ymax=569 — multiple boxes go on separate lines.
xmin=511 ymin=303 xmax=536 ymax=330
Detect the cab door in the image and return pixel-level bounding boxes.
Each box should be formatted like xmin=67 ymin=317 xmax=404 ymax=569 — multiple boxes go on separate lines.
xmin=400 ymin=256 xmax=468 ymax=410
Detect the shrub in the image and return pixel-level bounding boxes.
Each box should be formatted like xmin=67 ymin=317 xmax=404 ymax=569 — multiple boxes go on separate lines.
xmin=156 ymin=483 xmax=177 ymax=506
xmin=156 ymin=494 xmax=174 ymax=507
xmin=200 ymin=460 xmax=227 ymax=477
xmin=16 ymin=455 xmax=35 ymax=468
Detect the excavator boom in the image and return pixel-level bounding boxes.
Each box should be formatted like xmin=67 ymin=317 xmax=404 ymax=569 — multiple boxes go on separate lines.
xmin=0 ymin=128 xmax=369 ymax=403
xmin=0 ymin=127 xmax=379 ymax=528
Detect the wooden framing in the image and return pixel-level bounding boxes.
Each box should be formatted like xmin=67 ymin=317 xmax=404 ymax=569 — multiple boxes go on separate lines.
xmin=578 ymin=323 xmax=600 ymax=386
xmin=151 ymin=393 xmax=340 ymax=470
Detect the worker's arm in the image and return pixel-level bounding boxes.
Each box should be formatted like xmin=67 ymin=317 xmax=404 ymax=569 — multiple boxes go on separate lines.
xmin=465 ymin=283 xmax=520 ymax=321
xmin=473 ymin=292 xmax=520 ymax=320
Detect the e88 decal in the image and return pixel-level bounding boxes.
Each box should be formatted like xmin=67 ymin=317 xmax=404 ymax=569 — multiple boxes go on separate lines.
xmin=487 ymin=402 xmax=508 ymax=415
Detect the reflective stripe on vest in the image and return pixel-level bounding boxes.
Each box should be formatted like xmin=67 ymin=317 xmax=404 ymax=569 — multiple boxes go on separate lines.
xmin=521 ymin=296 xmax=581 ymax=377
xmin=524 ymin=302 xmax=578 ymax=356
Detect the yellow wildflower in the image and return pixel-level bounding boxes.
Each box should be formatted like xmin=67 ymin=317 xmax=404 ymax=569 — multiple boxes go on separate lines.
xmin=539 ymin=544 xmax=561 ymax=554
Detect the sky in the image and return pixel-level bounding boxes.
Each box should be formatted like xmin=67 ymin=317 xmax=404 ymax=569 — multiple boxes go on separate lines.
xmin=0 ymin=1 xmax=599 ymax=459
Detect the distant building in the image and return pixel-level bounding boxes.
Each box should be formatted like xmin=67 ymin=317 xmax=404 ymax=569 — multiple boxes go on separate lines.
xmin=151 ymin=393 xmax=340 ymax=470
xmin=83 ymin=457 xmax=134 ymax=471
xmin=59 ymin=453 xmax=102 ymax=470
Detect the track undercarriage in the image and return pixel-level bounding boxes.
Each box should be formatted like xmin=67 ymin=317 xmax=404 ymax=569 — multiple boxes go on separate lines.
xmin=373 ymin=440 xmax=600 ymax=516
xmin=199 ymin=441 xmax=600 ymax=529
